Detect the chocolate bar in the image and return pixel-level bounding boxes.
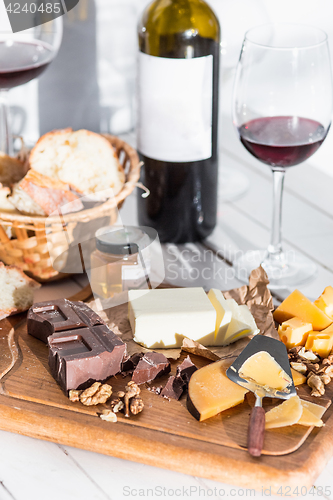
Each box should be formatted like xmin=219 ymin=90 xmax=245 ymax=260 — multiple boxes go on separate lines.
xmin=27 ymin=299 xmax=126 ymax=393
xmin=132 ymin=352 xmax=171 ymax=385
xmin=48 ymin=325 xmax=126 ymax=393
xmin=27 ymin=299 xmax=105 ymax=343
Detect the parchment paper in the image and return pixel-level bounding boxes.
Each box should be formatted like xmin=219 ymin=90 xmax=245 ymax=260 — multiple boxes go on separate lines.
xmin=88 ymin=266 xmax=279 ymax=361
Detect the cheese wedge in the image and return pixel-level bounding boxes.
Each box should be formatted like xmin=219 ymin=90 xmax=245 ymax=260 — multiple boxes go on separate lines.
xmin=207 ymin=289 xmax=232 ymax=345
xmin=274 ymin=290 xmax=332 ymax=330
xmin=314 ymin=286 xmax=333 ymax=320
xmin=305 ymin=325 xmax=333 ymax=358
xmin=187 ymin=359 xmax=248 ymax=421
xmin=290 ymin=367 xmax=306 ymax=386
xmin=222 ymin=299 xmax=259 ymax=346
xmin=265 ymin=396 xmax=303 ymax=429
xmin=239 ymin=351 xmax=291 ymax=391
xmin=278 ymin=317 xmax=312 ymax=349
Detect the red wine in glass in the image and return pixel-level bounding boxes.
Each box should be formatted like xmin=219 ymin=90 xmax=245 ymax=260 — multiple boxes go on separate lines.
xmin=238 ymin=116 xmax=327 ymax=168
xmin=0 ymin=40 xmax=54 ymax=89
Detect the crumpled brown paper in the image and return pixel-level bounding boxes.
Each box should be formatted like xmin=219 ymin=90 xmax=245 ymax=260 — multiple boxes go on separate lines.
xmin=88 ymin=266 xmax=279 ymax=362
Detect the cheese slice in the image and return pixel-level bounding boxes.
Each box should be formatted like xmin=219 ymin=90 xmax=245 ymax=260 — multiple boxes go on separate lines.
xmin=298 ymin=400 xmax=326 ymax=427
xmin=187 ymin=359 xmax=248 ymax=421
xmin=222 ymin=299 xmax=259 ymax=346
xmin=128 ymin=288 xmax=216 ymax=348
xmin=305 ymin=325 xmax=333 ymax=358
xmin=266 ymin=396 xmax=326 ymax=429
xmin=314 ymin=286 xmax=333 ymax=320
xmin=274 ymin=290 xmax=332 ymax=330
xmin=278 ymin=317 xmax=312 ymax=350
xmin=265 ymin=396 xmax=303 ymax=429
xmin=207 ymin=289 xmax=232 ymax=345
xmin=239 ymin=351 xmax=291 ymax=391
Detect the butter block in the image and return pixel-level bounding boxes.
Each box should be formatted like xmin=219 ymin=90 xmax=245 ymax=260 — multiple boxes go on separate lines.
xmin=239 ymin=351 xmax=292 ymax=390
xmin=128 ymin=288 xmax=216 ymax=348
xmin=265 ymin=396 xmax=303 ymax=429
xmin=207 ymin=289 xmax=232 ymax=344
xmin=314 ymin=286 xmax=333 ymax=319
xmin=305 ymin=325 xmax=333 ymax=358
xmin=274 ymin=289 xmax=332 ymax=330
xmin=187 ymin=359 xmax=248 ymax=421
xmin=290 ymin=367 xmax=306 ymax=386
xmin=278 ymin=317 xmax=312 ymax=349
xmin=222 ymin=299 xmax=259 ymax=346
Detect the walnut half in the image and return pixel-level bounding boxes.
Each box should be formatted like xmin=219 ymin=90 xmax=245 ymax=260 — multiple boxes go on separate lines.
xmin=79 ymin=382 xmax=112 ymax=406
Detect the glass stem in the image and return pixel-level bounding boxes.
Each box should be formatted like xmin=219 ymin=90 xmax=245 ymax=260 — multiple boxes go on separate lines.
xmin=267 ymin=168 xmax=285 ymax=261
xmin=0 ymin=89 xmax=12 ymax=156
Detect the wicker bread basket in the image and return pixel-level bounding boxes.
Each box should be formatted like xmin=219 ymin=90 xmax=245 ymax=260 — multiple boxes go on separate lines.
xmin=0 ymin=134 xmax=140 ymax=282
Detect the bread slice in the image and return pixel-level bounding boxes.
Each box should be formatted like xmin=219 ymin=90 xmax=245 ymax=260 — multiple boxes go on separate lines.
xmin=29 ymin=129 xmax=125 ymax=196
xmin=0 ymin=262 xmax=41 ymax=320
xmin=0 ymin=152 xmax=28 ymax=186
xmin=9 ymin=169 xmax=84 ymax=216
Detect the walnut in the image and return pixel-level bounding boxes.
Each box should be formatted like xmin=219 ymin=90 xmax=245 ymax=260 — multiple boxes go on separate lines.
xmin=80 ymin=382 xmax=112 ymax=406
xmin=100 ymin=410 xmax=117 ymax=423
xmin=130 ymin=395 xmax=144 ymax=415
xmin=298 ymin=348 xmax=320 ymax=363
xmin=117 ymin=391 xmax=125 ymax=398
xmin=290 ymin=362 xmax=307 ymax=374
xmin=110 ymin=398 xmax=124 ymax=413
xmin=321 ymin=373 xmax=331 ymax=385
xmin=323 ymin=365 xmax=333 ymax=378
xmin=69 ymin=389 xmax=82 ymax=402
xmin=307 ymin=372 xmax=325 ymax=397
xmin=124 ymin=381 xmax=140 ymax=418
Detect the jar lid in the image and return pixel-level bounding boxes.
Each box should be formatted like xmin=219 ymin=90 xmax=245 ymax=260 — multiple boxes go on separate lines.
xmin=95 ymin=226 xmax=150 ymax=255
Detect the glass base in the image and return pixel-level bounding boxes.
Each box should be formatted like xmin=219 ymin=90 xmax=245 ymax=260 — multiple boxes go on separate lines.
xmin=233 ymin=249 xmax=317 ymax=289
xmin=219 ymin=170 xmax=250 ymax=202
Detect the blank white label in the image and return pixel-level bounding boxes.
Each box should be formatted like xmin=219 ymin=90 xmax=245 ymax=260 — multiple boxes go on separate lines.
xmin=138 ymin=52 xmax=213 ymax=163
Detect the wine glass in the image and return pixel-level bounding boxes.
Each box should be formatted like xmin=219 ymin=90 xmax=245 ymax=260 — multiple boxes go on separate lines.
xmin=0 ymin=17 xmax=63 ymax=155
xmin=233 ymin=23 xmax=332 ymax=289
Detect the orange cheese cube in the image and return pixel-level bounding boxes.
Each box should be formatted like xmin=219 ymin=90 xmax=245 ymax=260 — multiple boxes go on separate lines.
xmin=291 ymin=368 xmax=306 ymax=386
xmin=278 ymin=317 xmax=312 ymax=349
xmin=273 ymin=290 xmax=332 ymax=330
xmin=305 ymin=325 xmax=333 ymax=358
xmin=314 ymin=286 xmax=333 ymax=320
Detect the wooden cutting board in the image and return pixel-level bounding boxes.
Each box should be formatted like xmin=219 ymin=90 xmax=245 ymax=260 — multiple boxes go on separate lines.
xmin=0 ymin=312 xmax=333 ymax=495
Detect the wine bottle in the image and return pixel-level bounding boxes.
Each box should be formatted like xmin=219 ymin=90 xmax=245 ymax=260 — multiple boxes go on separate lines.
xmin=137 ymin=0 xmax=220 ymax=243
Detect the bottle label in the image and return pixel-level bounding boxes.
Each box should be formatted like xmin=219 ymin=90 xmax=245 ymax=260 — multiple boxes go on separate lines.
xmin=121 ymin=262 xmax=150 ymax=291
xmin=138 ymin=52 xmax=213 ymax=163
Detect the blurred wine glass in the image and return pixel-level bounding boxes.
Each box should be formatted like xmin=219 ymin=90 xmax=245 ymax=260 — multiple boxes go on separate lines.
xmin=0 ymin=17 xmax=63 ymax=155
xmin=233 ymin=23 xmax=332 ymax=288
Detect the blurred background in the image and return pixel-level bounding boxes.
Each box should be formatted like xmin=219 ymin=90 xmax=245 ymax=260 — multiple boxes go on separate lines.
xmin=6 ymin=0 xmax=333 ymax=177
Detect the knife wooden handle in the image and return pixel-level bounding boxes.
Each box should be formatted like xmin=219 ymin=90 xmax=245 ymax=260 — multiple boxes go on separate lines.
xmin=247 ymin=406 xmax=265 ymax=457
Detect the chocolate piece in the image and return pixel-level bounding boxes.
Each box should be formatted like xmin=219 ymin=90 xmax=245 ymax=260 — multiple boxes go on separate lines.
xmin=121 ymin=352 xmax=144 ymax=376
xmin=176 ymin=355 xmax=197 ymax=386
xmin=48 ymin=324 xmax=126 ymax=393
xmin=132 ymin=352 xmax=171 ymax=385
xmin=27 ymin=299 xmax=104 ymax=343
xmin=161 ymin=375 xmax=185 ymax=400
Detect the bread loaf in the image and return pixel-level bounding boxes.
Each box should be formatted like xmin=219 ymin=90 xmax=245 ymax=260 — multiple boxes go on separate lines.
xmin=9 ymin=169 xmax=84 ymax=216
xmin=0 ymin=262 xmax=41 ymax=320
xmin=0 ymin=152 xmax=28 ymax=186
xmin=29 ymin=129 xmax=125 ymax=196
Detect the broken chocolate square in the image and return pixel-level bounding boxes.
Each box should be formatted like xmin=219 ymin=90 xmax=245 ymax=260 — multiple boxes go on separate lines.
xmin=160 ymin=375 xmax=185 ymax=400
xmin=132 ymin=352 xmax=171 ymax=385
xmin=176 ymin=355 xmax=197 ymax=386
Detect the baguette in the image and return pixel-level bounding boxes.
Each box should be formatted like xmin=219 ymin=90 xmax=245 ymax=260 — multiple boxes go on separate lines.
xmin=29 ymin=129 xmax=125 ymax=196
xmin=9 ymin=169 xmax=84 ymax=216
xmin=0 ymin=262 xmax=41 ymax=320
